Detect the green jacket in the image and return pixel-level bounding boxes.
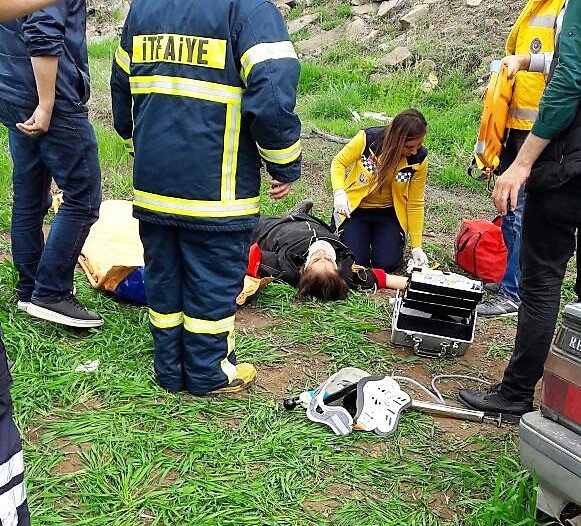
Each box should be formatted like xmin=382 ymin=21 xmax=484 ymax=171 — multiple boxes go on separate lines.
xmin=532 ymin=0 xmax=581 ymax=140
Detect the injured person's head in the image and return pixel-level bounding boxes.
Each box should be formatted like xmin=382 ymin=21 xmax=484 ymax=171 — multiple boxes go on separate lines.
xmin=298 ymin=240 xmax=350 ymax=301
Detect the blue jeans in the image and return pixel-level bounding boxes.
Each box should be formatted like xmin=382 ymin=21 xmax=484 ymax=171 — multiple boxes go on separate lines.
xmin=500 ymin=186 xmax=525 ymax=301
xmin=339 ymin=207 xmax=405 ymax=272
xmin=0 ymin=101 xmax=102 ymax=303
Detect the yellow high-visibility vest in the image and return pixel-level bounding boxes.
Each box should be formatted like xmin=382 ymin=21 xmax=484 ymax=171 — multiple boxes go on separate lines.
xmin=505 ymin=0 xmax=565 ymax=130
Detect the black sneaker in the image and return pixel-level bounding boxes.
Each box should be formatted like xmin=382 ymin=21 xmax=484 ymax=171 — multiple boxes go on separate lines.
xmin=476 ymin=292 xmax=520 ymax=317
xmin=27 ymin=295 xmax=103 ymax=328
xmin=289 ymin=199 xmax=314 ymax=215
xmin=458 ymin=384 xmax=533 ymax=423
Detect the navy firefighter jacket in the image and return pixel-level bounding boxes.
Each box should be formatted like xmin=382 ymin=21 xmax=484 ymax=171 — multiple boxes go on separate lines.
xmin=111 ymin=0 xmax=302 ymax=231
xmin=0 ymin=0 xmax=90 ymax=114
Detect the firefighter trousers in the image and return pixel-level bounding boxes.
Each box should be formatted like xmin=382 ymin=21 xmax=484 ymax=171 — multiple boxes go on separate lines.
xmin=139 ymin=221 xmax=252 ymax=395
xmin=0 ymin=335 xmax=30 ymax=526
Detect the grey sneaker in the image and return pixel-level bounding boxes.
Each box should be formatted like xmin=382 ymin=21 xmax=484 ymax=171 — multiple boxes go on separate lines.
xmin=477 ymin=292 xmax=520 ymax=317
xmin=27 ymin=295 xmax=103 ymax=328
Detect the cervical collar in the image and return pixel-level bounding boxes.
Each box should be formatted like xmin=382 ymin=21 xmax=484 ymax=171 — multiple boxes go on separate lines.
xmin=305 ymin=240 xmax=338 ymax=270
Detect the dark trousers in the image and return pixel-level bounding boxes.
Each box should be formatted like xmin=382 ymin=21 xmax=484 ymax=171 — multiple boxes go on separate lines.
xmin=139 ymin=222 xmax=252 ymax=395
xmin=499 ymin=130 xmax=528 ymax=301
xmin=339 ymin=207 xmax=404 ymax=272
xmin=0 ymin=101 xmax=102 ymax=303
xmin=501 ymin=188 xmax=580 ymax=402
xmin=0 ymin=335 xmax=30 ymax=526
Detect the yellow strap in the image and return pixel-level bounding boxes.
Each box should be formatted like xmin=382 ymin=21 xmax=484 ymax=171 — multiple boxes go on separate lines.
xmin=257 ymin=139 xmax=302 ymax=165
xmin=149 ymin=309 xmax=183 ymax=329
xmin=183 ymin=314 xmax=235 ymax=335
xmin=115 ymin=46 xmax=131 ymax=75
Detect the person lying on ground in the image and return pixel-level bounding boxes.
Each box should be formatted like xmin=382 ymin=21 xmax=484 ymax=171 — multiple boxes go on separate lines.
xmin=251 ymin=200 xmax=408 ymax=301
xmin=331 ymin=109 xmax=430 ymax=274
xmin=0 ymin=0 xmax=58 ymax=21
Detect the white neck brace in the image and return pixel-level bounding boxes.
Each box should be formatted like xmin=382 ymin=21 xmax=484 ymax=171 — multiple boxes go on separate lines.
xmin=305 ymin=240 xmax=338 ymax=270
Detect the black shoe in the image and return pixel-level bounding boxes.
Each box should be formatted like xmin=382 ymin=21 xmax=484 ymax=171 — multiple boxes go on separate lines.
xmin=289 ymin=199 xmax=314 ymax=215
xmin=483 ymin=282 xmax=501 ymax=294
xmin=27 ymin=295 xmax=103 ymax=328
xmin=457 ymin=384 xmax=533 ymax=423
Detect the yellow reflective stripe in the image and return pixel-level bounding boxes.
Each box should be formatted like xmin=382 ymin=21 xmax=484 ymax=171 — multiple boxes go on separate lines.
xmin=240 ymin=41 xmax=298 ymax=82
xmin=134 ymin=189 xmax=260 ymax=218
xmin=529 ymin=15 xmax=557 ymax=28
xmin=115 ymin=46 xmax=131 ymax=74
xmin=508 ymin=107 xmax=539 ymax=122
xmin=130 ymin=75 xmax=243 ymax=105
xmin=183 ymin=315 xmax=235 ymax=334
xmin=149 ymin=309 xmax=184 ymax=329
xmin=123 ymin=138 xmax=134 ymax=153
xmin=257 ymin=139 xmax=302 ymax=164
xmin=221 ymin=104 xmax=241 ymax=201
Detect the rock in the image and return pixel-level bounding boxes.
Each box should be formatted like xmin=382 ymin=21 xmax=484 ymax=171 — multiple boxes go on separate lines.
xmin=295 ymin=24 xmax=347 ymax=56
xmin=346 ymin=17 xmax=368 ymax=40
xmin=378 ymin=46 xmax=412 ymax=66
xmin=467 ymin=0 xmax=483 ymax=5
xmin=351 ymin=0 xmax=369 ymax=5
xmin=362 ymin=29 xmax=380 ymax=42
xmin=378 ymin=43 xmax=390 ymax=52
xmin=288 ymin=13 xmax=318 ymax=34
xmin=369 ymin=72 xmax=393 ymax=83
xmin=377 ymin=0 xmax=399 ymax=18
xmin=363 ymin=111 xmax=391 ymax=122
xmin=399 ymin=4 xmax=428 ymax=29
xmin=352 ymin=3 xmax=379 ymax=14
xmin=415 ymin=58 xmax=436 ymax=73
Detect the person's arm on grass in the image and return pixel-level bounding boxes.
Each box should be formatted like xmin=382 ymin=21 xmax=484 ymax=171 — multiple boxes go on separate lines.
xmin=0 ymin=0 xmax=59 ymax=22
xmin=17 ymin=2 xmax=69 ymax=137
xmin=492 ymin=0 xmax=581 ymax=215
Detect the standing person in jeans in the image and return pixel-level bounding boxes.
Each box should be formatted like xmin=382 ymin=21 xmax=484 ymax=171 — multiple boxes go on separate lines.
xmin=0 ymin=0 xmax=103 ymax=328
xmin=0 ymin=328 xmax=30 ymax=526
xmin=459 ymin=0 xmax=580 ymax=420
xmin=477 ymin=0 xmax=566 ymax=317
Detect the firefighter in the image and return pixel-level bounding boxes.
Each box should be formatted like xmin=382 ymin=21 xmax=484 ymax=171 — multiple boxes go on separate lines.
xmin=0 ymin=328 xmax=30 ymax=526
xmin=111 ymin=0 xmax=301 ymax=395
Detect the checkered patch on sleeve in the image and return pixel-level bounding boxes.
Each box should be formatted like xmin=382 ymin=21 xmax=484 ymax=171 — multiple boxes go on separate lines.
xmin=361 ymin=154 xmax=377 ymax=174
xmin=395 ymin=170 xmax=413 ymax=183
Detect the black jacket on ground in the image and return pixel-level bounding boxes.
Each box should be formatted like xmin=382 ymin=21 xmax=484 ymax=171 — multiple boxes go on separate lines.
xmin=252 ymin=213 xmax=355 ymax=286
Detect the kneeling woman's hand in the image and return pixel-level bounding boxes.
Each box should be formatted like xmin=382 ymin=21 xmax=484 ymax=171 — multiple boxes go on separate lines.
xmin=333 ymin=189 xmax=351 ymax=218
xmin=411 ymin=247 xmax=429 ymax=267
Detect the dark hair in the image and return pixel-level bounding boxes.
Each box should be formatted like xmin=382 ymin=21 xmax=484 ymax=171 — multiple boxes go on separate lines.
xmin=297 ymin=267 xmax=350 ymax=301
xmin=375 ymin=109 xmax=427 ymax=188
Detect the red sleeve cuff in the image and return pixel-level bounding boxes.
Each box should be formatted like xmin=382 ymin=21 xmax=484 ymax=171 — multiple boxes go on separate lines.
xmin=372 ymin=268 xmax=387 ymax=289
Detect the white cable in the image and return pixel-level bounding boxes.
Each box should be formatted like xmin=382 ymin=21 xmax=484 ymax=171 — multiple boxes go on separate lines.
xmin=391 ymin=376 xmax=444 ymax=405
xmin=431 ymin=374 xmax=491 ymax=405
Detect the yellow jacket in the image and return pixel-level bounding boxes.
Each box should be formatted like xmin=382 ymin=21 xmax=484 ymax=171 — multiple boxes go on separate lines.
xmin=331 ymin=127 xmax=428 ymax=248
xmin=505 ymin=0 xmax=565 ymax=130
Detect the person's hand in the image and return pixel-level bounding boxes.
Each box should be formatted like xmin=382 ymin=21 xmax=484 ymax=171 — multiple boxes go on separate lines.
xmin=16 ymin=104 xmax=53 ymax=137
xmin=411 ymin=247 xmax=429 ymax=267
xmin=492 ymin=162 xmax=530 ymax=215
xmin=501 ymin=54 xmax=530 ymax=79
xmin=333 ymin=189 xmax=351 ymax=218
xmin=268 ymin=180 xmax=292 ymax=200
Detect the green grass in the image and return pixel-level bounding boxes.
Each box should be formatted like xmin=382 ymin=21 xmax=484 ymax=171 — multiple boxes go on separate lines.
xmin=298 ymin=41 xmax=483 ymax=190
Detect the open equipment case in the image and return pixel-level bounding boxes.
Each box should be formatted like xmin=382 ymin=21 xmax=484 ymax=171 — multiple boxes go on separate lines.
xmin=391 ymin=269 xmax=484 ymax=358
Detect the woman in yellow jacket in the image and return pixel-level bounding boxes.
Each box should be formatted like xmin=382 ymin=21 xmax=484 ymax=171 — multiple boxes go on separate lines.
xmin=331 ymin=109 xmax=429 ymax=272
